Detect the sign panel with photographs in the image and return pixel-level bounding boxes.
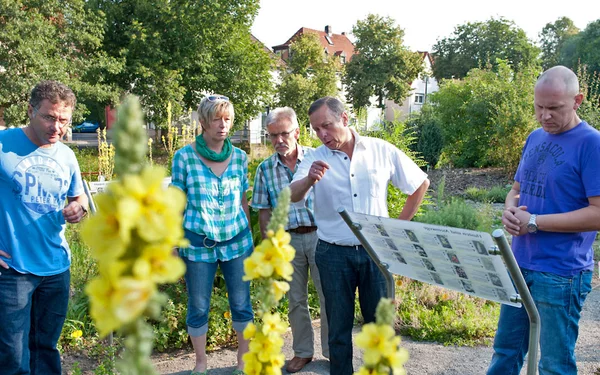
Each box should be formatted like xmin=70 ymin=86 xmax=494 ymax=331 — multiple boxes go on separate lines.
xmin=87 ymin=177 xmax=172 ymax=194
xmin=346 ymin=211 xmax=521 ymax=307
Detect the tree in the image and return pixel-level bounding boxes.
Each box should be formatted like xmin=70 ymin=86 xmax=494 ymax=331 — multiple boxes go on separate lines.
xmin=93 ymin=0 xmax=274 ymax=127
xmin=577 ymin=64 xmax=600 ymax=129
xmin=344 ymin=14 xmax=423 ymax=111
xmin=572 ymin=19 xmax=600 ymax=75
xmin=0 ymin=0 xmax=122 ymax=126
xmin=277 ymin=33 xmax=339 ymax=127
xmin=431 ymin=60 xmax=539 ymax=173
xmin=406 ymin=105 xmax=444 ymax=168
xmin=431 ymin=18 xmax=540 ymax=81
xmin=539 ymin=17 xmax=579 ymax=70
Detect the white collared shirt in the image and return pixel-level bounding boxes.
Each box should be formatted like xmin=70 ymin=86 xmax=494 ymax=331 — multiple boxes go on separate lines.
xmin=292 ymin=130 xmax=427 ymax=246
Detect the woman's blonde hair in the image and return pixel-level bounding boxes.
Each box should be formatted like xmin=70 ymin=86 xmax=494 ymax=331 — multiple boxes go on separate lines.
xmin=197 ymin=95 xmax=234 ymax=130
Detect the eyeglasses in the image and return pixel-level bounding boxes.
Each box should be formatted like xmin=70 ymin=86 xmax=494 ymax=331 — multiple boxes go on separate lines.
xmin=33 ymin=108 xmax=71 ymax=128
xmin=268 ymin=128 xmax=298 ymax=139
xmin=206 ymin=95 xmax=229 ymax=102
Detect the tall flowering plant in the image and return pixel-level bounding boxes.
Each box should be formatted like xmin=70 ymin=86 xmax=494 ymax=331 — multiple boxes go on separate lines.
xmin=354 ymin=298 xmax=409 ymax=375
xmin=242 ymin=187 xmax=295 ymax=375
xmin=82 ymin=95 xmax=188 ymax=374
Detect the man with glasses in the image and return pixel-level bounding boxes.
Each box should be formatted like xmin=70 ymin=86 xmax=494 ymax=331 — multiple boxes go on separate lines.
xmin=0 ymin=80 xmax=88 ymax=375
xmin=251 ymin=107 xmax=328 ymax=372
xmin=290 ymin=97 xmax=429 ymax=375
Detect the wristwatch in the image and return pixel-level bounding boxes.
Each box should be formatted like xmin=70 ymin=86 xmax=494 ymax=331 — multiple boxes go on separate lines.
xmin=527 ymin=214 xmax=538 ymax=234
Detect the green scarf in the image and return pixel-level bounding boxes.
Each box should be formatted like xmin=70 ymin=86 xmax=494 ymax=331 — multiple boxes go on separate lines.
xmin=195 ymin=134 xmax=233 ymax=162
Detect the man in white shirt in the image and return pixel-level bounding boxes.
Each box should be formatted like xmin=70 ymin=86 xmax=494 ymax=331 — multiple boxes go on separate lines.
xmin=290 ymin=96 xmax=429 ymax=375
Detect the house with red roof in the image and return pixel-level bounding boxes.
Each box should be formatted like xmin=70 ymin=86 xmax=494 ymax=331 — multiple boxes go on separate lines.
xmin=272 ymin=25 xmax=355 ymax=65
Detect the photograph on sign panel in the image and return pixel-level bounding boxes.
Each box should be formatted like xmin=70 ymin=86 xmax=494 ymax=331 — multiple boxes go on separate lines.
xmin=473 ymin=240 xmax=488 ymax=255
xmin=436 ymin=234 xmax=452 ymax=249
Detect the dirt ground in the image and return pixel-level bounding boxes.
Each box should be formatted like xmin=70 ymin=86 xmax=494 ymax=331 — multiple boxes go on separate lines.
xmin=425 ymin=167 xmax=513 ymax=198
xmin=63 ymin=286 xmax=600 ymax=374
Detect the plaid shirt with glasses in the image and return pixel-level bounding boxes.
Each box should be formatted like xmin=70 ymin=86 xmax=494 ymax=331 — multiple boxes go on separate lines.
xmin=171 ymin=144 xmax=252 ymax=262
xmin=250 ymin=145 xmax=316 ymax=229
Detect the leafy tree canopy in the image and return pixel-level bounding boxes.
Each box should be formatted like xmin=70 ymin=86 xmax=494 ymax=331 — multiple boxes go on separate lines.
xmin=344 ymin=14 xmax=423 ymax=110
xmin=92 ymin=0 xmax=274 ymax=127
xmin=431 ymin=18 xmax=540 ymax=81
xmin=571 ymin=19 xmax=600 ymax=75
xmin=277 ymin=33 xmax=340 ymax=127
xmin=539 ymin=17 xmax=579 ymax=70
xmin=0 ymin=0 xmax=123 ymax=126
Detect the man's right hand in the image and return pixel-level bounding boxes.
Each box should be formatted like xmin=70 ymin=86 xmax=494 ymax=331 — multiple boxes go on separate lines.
xmin=308 ymin=160 xmax=330 ymax=184
xmin=0 ymin=250 xmax=11 ymax=269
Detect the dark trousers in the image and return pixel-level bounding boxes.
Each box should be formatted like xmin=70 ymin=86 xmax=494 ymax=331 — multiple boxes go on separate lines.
xmin=315 ymin=240 xmax=387 ymax=375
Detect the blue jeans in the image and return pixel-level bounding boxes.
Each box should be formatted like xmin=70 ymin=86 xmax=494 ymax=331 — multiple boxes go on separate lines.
xmin=0 ymin=267 xmax=70 ymax=375
xmin=184 ymin=252 xmax=253 ymax=337
xmin=315 ymin=240 xmax=387 ymax=375
xmin=487 ymin=268 xmax=593 ymax=375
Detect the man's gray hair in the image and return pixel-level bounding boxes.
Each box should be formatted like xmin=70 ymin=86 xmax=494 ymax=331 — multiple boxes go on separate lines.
xmin=308 ymin=96 xmax=346 ymax=119
xmin=29 ymin=80 xmax=76 ymax=110
xmin=266 ymin=107 xmax=299 ymax=128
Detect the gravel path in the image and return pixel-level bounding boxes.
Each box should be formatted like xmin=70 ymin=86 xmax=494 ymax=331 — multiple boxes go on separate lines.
xmin=152 ymin=285 xmax=600 ymax=375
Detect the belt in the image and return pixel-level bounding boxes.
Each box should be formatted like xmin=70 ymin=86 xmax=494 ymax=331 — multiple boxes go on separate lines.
xmin=319 ymin=239 xmax=362 ymax=250
xmin=184 ymin=226 xmax=250 ymax=249
xmin=288 ymin=226 xmax=317 ymax=234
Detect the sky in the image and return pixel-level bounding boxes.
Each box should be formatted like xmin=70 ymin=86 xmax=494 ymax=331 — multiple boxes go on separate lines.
xmin=251 ymin=0 xmax=599 ymax=52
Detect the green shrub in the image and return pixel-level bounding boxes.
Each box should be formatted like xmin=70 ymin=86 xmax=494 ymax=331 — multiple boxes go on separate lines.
xmin=464 ymin=187 xmax=489 ymax=202
xmin=395 ymin=278 xmax=499 ymax=346
xmin=486 ymin=185 xmax=511 ymax=203
xmin=416 ymin=198 xmax=479 ymax=230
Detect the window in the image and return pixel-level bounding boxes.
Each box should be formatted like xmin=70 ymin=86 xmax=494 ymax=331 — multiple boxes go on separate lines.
xmin=324 ymin=35 xmax=334 ymax=45
xmin=414 ymin=93 xmax=425 ymax=104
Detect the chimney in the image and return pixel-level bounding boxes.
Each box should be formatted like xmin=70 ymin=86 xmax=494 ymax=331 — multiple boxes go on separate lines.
xmin=341 ymin=32 xmax=346 ymax=36
xmin=325 ymin=25 xmax=332 ymax=36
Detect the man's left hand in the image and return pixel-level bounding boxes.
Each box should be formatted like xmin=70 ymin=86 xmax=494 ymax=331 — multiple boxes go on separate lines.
xmin=505 ymin=208 xmax=531 ymax=236
xmin=63 ymin=201 xmax=87 ymax=223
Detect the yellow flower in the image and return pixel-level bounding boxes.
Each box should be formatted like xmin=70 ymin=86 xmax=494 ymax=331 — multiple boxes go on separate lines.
xmin=135 ymin=244 xmax=186 ymax=283
xmin=270 ymin=227 xmax=295 ymax=262
xmin=85 ymin=275 xmax=156 ymax=337
xmin=249 ymin=332 xmax=284 ymax=362
xmin=264 ymin=365 xmax=283 ymax=375
xmin=71 ymin=330 xmax=83 ymax=339
xmin=224 ymin=311 xmax=231 ymax=319
xmin=261 ymin=312 xmax=287 ymax=337
xmin=270 ymin=353 xmax=285 ymax=369
xmin=86 ymin=277 xmax=120 ymax=337
xmin=271 ymin=280 xmax=290 ymax=301
xmin=111 ymin=277 xmax=156 ymax=324
xmin=243 ymin=323 xmax=256 ymax=340
xmin=243 ymin=352 xmax=263 ymax=375
xmin=354 ymin=368 xmax=379 ymax=375
xmin=81 ymin=193 xmax=129 ymax=261
xmin=355 ymin=323 xmax=397 ymax=365
xmin=388 ymin=349 xmax=409 ymax=375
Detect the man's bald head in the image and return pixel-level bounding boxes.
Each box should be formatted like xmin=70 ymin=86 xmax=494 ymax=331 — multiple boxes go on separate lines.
xmin=535 ymin=65 xmax=580 ymax=97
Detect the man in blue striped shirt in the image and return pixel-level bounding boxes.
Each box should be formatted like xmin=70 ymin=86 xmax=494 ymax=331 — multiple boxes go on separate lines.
xmin=251 ymin=107 xmax=328 ymax=372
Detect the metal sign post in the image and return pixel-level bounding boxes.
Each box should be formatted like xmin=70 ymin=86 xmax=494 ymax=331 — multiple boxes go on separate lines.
xmin=491 ymin=229 xmax=540 ymax=375
xmin=339 ymin=209 xmax=395 ymax=300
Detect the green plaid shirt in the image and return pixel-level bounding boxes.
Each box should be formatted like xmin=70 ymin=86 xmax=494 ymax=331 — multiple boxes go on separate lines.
xmin=171 ymin=145 xmax=252 ymax=262
xmin=250 ymin=145 xmax=315 ymax=229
